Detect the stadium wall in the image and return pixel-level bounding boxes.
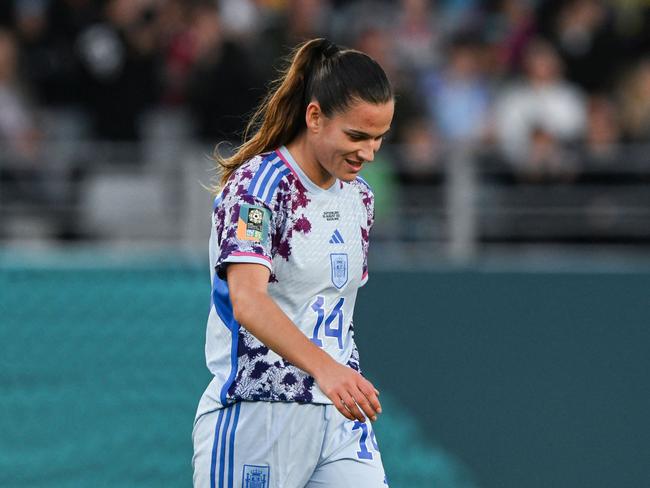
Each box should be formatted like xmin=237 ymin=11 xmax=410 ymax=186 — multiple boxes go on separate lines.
xmin=1 ymin=264 xmax=648 ymax=488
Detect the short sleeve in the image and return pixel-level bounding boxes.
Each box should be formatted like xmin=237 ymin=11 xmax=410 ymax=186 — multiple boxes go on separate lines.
xmin=214 ymin=169 xmax=277 ymax=279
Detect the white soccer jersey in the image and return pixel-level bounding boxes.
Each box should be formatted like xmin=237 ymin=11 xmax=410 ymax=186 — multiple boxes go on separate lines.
xmin=195 ymin=145 xmax=374 ymax=420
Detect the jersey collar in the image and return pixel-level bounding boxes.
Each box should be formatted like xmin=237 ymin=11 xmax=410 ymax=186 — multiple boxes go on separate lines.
xmin=277 ymin=146 xmax=342 ymax=196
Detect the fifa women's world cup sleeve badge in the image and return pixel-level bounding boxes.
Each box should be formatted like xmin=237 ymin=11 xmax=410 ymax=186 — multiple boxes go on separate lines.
xmin=237 ymin=204 xmax=271 ymax=244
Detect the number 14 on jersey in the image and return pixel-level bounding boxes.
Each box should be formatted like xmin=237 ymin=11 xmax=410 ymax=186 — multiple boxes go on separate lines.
xmin=310 ymin=296 xmax=344 ymax=350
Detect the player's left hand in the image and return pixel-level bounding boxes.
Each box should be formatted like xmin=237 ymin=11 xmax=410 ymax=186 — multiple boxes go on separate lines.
xmin=313 ymin=360 xmax=382 ymax=423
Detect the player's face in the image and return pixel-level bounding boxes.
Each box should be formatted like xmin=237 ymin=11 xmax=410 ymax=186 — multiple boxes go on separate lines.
xmin=309 ymin=99 xmax=394 ymax=185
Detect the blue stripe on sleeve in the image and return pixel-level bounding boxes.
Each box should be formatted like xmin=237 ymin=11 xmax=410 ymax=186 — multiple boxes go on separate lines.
xmin=247 ymin=154 xmax=274 ymax=195
xmin=264 ymin=168 xmax=290 ymax=203
xmin=254 ymin=158 xmax=284 ymax=199
xmin=212 ymin=275 xmax=240 ymax=405
xmin=256 ymin=165 xmax=279 ymax=199
xmin=210 ymin=409 xmax=225 ymax=488
xmin=227 ymin=403 xmax=242 ymax=488
xmin=213 ymin=195 xmax=222 ymax=211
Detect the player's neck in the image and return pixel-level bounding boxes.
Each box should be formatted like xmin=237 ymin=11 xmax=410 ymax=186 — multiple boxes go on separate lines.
xmin=285 ymin=137 xmax=335 ymax=190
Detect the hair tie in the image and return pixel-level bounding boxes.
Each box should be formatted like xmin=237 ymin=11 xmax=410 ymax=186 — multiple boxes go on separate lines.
xmin=322 ymin=39 xmax=339 ymax=58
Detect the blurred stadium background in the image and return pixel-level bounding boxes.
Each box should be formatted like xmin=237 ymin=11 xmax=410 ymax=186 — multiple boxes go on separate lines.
xmin=1 ymin=0 xmax=650 ymax=487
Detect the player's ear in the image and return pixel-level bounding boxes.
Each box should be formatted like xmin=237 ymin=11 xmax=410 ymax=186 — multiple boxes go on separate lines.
xmin=305 ymin=101 xmax=322 ymax=133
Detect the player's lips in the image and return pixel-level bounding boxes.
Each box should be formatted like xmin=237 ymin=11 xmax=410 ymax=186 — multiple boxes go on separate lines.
xmin=345 ymin=159 xmax=364 ymax=171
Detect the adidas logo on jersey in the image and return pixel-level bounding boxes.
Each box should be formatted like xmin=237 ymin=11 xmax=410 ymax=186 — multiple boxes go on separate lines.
xmin=329 ymin=229 xmax=344 ymax=244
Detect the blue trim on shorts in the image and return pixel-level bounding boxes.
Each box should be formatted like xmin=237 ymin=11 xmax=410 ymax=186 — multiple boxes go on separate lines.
xmin=210 ymin=409 xmax=225 ymax=488
xmin=209 ymin=404 xmax=240 ymax=488
xmin=219 ymin=406 xmax=234 ymax=488
xmin=211 ymin=274 xmax=240 ymax=405
xmin=228 ymin=403 xmax=242 ymax=488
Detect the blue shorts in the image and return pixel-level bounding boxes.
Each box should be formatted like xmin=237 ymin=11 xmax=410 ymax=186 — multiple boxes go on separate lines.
xmin=192 ymin=401 xmax=388 ymax=488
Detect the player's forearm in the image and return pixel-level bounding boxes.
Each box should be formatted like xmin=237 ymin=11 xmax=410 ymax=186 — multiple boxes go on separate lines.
xmin=232 ymin=290 xmax=333 ymax=379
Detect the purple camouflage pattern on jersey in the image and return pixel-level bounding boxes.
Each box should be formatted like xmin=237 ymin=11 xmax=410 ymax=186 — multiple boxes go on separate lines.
xmin=350 ymin=177 xmax=374 ymax=281
xmin=215 ymin=152 xmax=323 ymax=403
xmin=214 ymin=152 xmax=371 ymax=404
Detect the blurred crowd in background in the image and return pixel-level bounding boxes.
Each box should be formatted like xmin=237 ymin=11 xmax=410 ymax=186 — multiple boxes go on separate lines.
xmin=1 ymin=0 xmax=650 ymax=245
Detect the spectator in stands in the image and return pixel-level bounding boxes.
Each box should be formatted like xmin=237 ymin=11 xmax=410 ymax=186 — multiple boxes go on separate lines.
xmin=394 ymin=117 xmax=444 ymax=183
xmin=76 ymin=0 xmax=160 ymax=142
xmin=579 ymin=95 xmax=626 ymax=233
xmin=217 ymin=0 xmax=262 ymax=44
xmin=438 ymin=0 xmax=485 ymax=38
xmin=618 ymin=58 xmax=650 ymax=142
xmin=16 ymin=0 xmax=99 ymax=107
xmin=525 ymin=125 xmax=580 ymax=182
xmin=485 ymin=0 xmax=537 ymax=79
xmin=494 ymin=38 xmax=586 ymax=178
xmin=14 ymin=0 xmax=54 ymax=102
xmin=0 ymin=26 xmax=51 ymax=219
xmin=0 ymin=26 xmax=88 ymax=239
xmin=157 ymin=0 xmax=195 ymax=107
xmin=421 ymin=34 xmax=492 ymax=146
xmin=581 ymin=94 xmax=622 ymax=169
xmin=0 ymin=28 xmax=41 ymax=167
xmin=393 ymin=0 xmax=443 ymax=72
xmin=185 ymin=2 xmax=261 ymax=143
xmin=549 ymin=0 xmax=622 ymax=93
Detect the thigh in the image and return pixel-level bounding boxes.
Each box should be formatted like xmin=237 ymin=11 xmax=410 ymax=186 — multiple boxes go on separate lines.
xmin=306 ymin=407 xmax=388 ymax=488
xmin=193 ymin=402 xmax=326 ymax=488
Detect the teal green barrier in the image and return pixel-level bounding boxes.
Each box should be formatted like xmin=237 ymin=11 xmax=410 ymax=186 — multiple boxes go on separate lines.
xmin=0 ymin=267 xmax=478 ymax=488
xmin=355 ymin=270 xmax=650 ymax=488
xmin=4 ymin=266 xmax=647 ymax=488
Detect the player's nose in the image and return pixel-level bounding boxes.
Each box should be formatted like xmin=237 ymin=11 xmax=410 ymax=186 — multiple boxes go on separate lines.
xmin=357 ymin=143 xmax=375 ymax=163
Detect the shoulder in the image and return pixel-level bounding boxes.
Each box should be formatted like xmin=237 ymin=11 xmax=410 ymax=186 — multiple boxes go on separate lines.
xmin=222 ymin=151 xmax=296 ymax=207
xmin=220 ymin=154 xmax=263 ymax=196
xmin=347 ymin=176 xmax=374 ymax=202
xmin=346 ymin=176 xmax=374 ymax=215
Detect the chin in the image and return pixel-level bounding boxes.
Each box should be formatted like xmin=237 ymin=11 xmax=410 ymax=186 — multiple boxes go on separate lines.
xmin=339 ymin=173 xmax=358 ymax=182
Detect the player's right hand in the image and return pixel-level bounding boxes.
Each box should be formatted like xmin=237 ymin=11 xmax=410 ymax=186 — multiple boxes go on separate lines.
xmin=313 ymin=361 xmax=382 ymax=423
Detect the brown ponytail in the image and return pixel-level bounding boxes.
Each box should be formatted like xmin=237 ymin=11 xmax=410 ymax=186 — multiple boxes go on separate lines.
xmin=214 ymin=38 xmax=392 ymax=190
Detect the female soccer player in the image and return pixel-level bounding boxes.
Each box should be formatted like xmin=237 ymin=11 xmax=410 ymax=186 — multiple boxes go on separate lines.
xmin=192 ymin=38 xmax=394 ymax=488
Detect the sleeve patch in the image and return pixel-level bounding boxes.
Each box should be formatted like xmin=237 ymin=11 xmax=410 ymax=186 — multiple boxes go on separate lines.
xmin=236 ymin=204 xmax=271 ymax=244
